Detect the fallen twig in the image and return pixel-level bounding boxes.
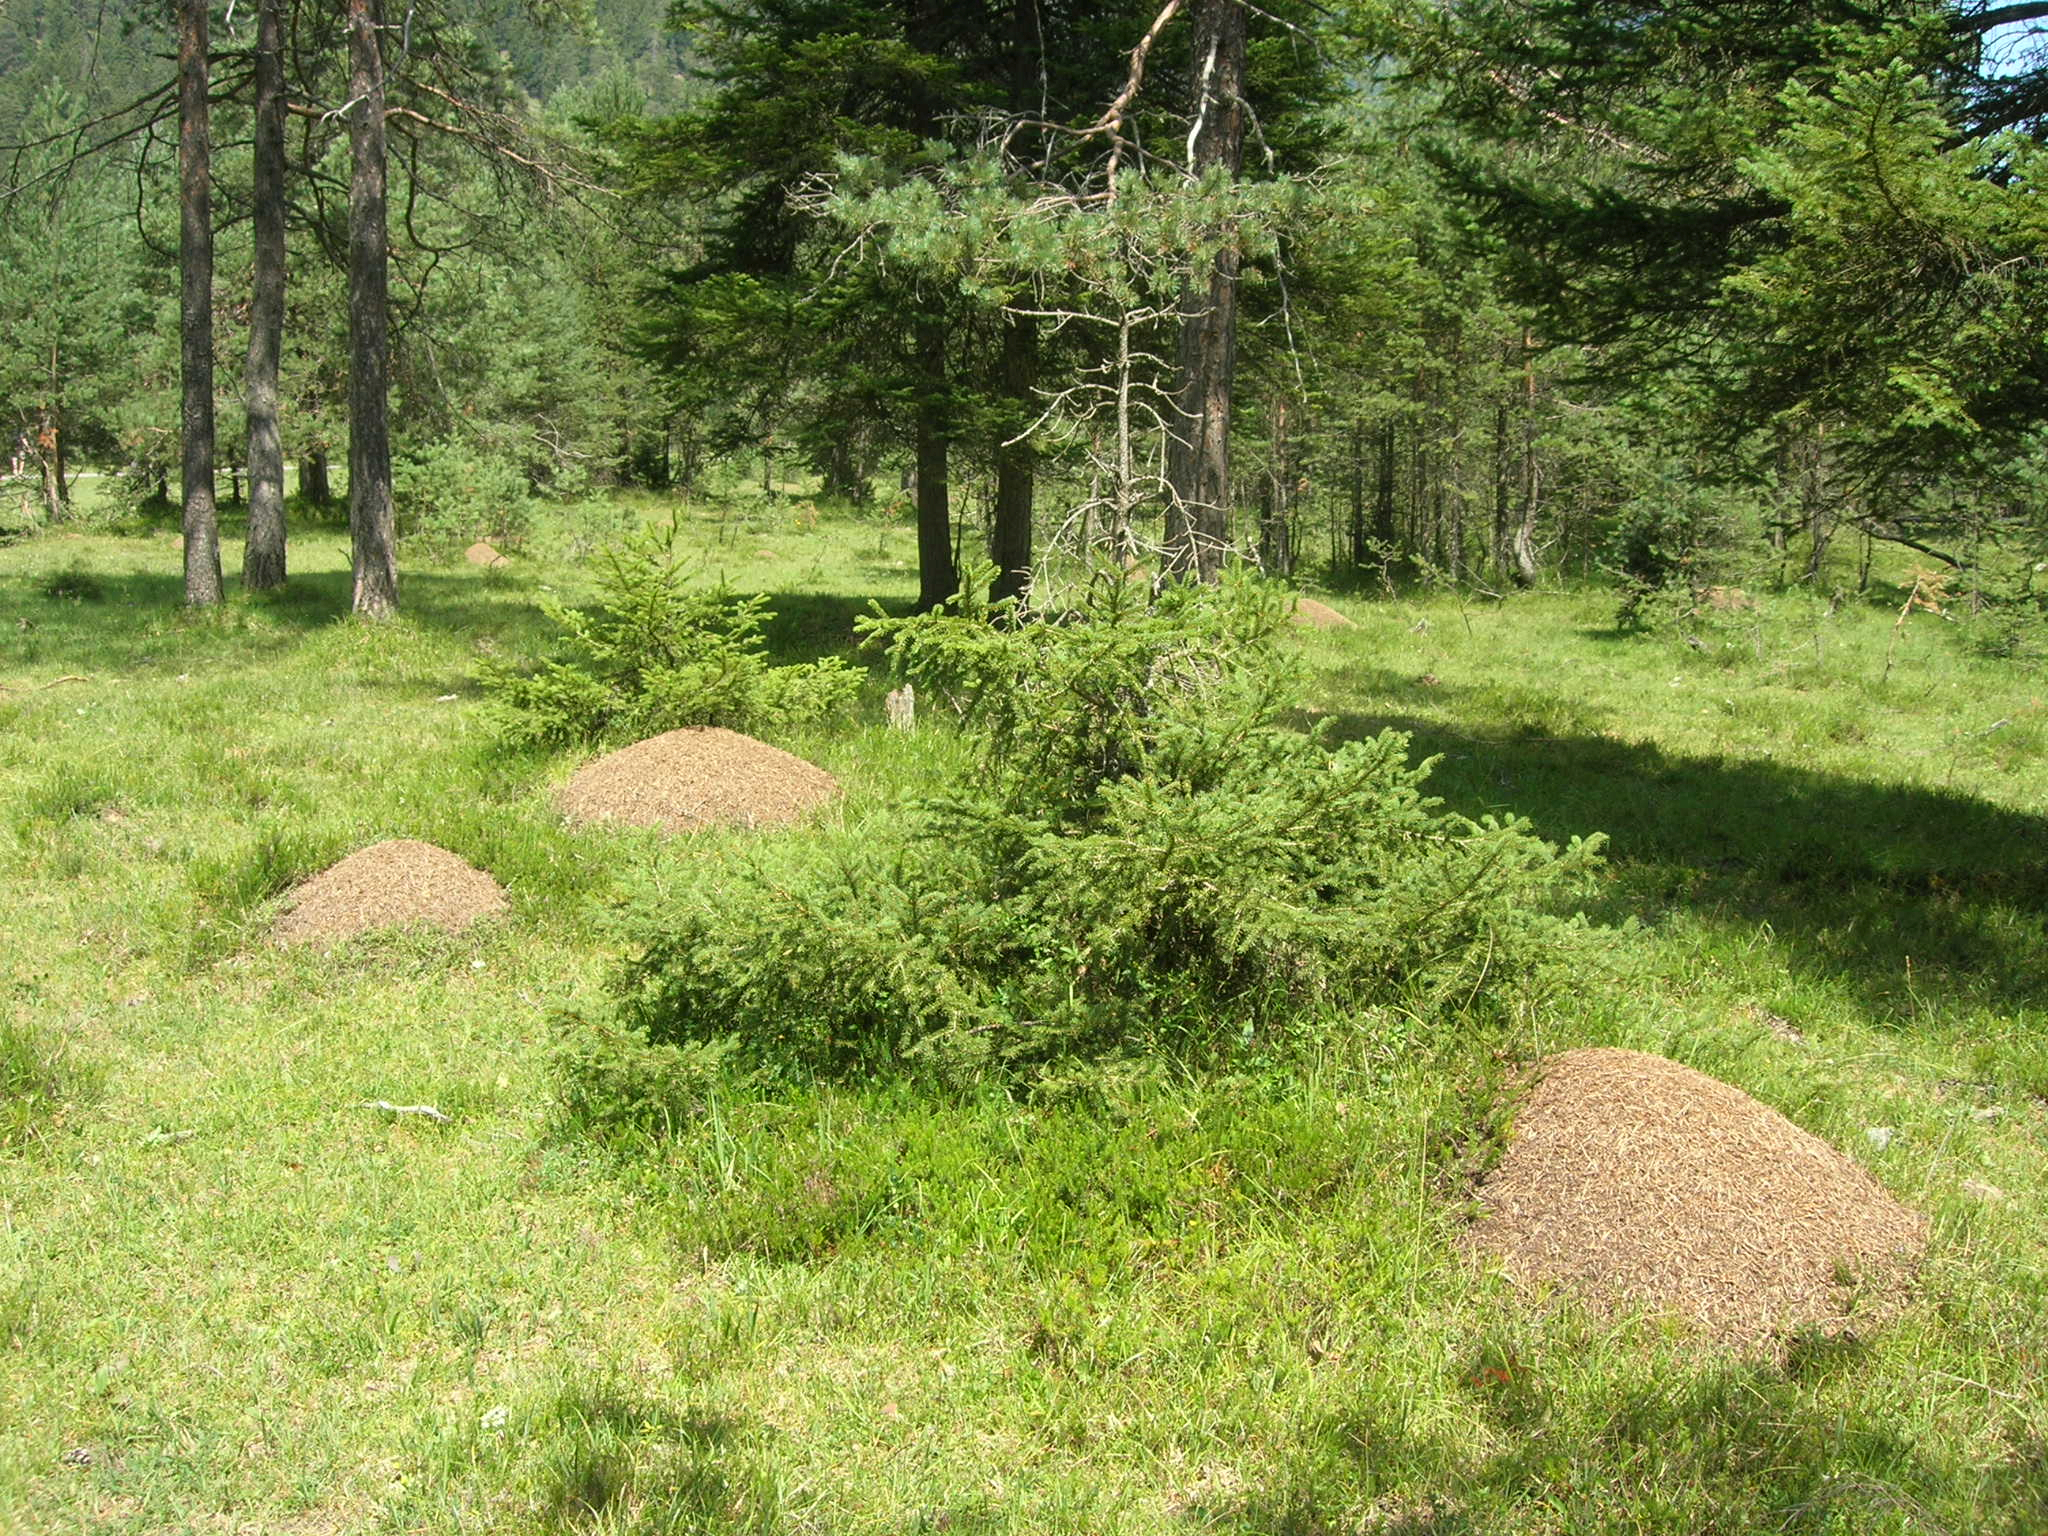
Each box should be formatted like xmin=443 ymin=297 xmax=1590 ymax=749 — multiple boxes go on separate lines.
xmin=0 ymin=674 xmax=92 ymax=692
xmin=362 ymin=1100 xmax=452 ymax=1124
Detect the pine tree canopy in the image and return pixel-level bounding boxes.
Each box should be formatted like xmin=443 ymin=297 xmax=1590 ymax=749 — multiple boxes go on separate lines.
xmin=1433 ymin=0 xmax=2048 ymax=476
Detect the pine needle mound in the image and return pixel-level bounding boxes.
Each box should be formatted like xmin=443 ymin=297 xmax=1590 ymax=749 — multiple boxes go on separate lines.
xmin=556 ymin=727 xmax=840 ymax=833
xmin=274 ymin=839 xmax=508 ymax=944
xmin=1466 ymin=1047 xmax=1927 ymax=1347
xmin=1291 ymin=597 xmax=1355 ymax=630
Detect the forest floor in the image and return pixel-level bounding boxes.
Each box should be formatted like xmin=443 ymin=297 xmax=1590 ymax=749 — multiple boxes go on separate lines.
xmin=2 ymin=492 xmax=2045 ymax=1534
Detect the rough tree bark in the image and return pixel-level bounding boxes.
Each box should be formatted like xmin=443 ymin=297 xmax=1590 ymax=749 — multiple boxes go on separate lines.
xmin=179 ymin=0 xmax=223 ymax=606
xmin=913 ymin=318 xmax=959 ymax=611
xmin=242 ymin=0 xmax=288 ymax=592
xmin=1161 ymin=0 xmax=1245 ymax=583
xmin=347 ymin=0 xmax=398 ymax=617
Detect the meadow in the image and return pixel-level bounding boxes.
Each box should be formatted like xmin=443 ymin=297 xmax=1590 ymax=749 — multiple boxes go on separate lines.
xmin=2 ymin=491 xmax=2045 ymax=1534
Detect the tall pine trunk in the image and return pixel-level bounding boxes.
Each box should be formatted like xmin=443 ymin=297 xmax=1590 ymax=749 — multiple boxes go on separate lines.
xmin=989 ymin=310 xmax=1036 ymax=606
xmin=913 ymin=319 xmax=958 ymax=611
xmin=988 ymin=0 xmax=1038 ymax=608
xmin=179 ymin=0 xmax=223 ymax=605
xmin=1257 ymin=394 xmax=1292 ymax=576
xmin=1161 ymin=0 xmax=1246 ymax=583
xmin=1510 ymin=333 xmax=1540 ymax=587
xmin=1374 ymin=420 xmax=1398 ymax=553
xmin=347 ymin=0 xmax=398 ymax=617
xmin=301 ymin=448 xmax=331 ymax=505
xmin=242 ymin=0 xmax=288 ymax=592
xmin=36 ymin=405 xmax=61 ymax=524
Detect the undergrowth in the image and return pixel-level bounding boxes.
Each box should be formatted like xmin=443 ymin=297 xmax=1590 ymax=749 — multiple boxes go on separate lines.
xmin=4 ymin=504 xmax=2046 ymax=1535
xmin=602 ymin=566 xmax=1600 ymax=1081
xmin=477 ymin=514 xmax=862 ymax=749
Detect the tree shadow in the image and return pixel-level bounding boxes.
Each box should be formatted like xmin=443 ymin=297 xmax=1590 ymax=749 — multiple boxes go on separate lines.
xmin=1300 ymin=689 xmax=2048 ymax=1026
xmin=757 ymin=589 xmax=907 ymax=668
xmin=1192 ymin=1344 xmax=2032 ymax=1533
xmin=529 ymin=1384 xmax=779 ymax=1535
xmin=1 ymin=561 xmax=561 ymax=680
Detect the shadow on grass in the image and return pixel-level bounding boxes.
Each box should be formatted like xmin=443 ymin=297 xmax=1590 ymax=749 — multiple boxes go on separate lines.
xmin=1198 ymin=1347 xmax=2033 ymax=1533
xmin=1303 ymin=692 xmax=2048 ymax=1026
xmin=1 ymin=561 xmax=559 ymax=677
xmin=756 ymin=589 xmax=906 ymax=668
xmin=530 ymin=1384 xmax=778 ymax=1536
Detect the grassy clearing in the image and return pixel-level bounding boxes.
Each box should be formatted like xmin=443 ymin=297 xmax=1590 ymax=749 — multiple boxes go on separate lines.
xmin=2 ymin=499 xmax=2045 ymax=1533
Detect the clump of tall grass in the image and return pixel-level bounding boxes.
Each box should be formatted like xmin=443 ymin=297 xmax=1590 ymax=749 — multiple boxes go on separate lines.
xmin=1 ymin=1018 xmax=95 ymax=1149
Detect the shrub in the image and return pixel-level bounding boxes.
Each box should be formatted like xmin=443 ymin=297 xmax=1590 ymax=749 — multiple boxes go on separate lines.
xmin=0 ymin=478 xmax=40 ymax=543
xmin=552 ymin=1016 xmax=740 ymax=1149
xmin=602 ymin=565 xmax=1601 ymax=1082
xmin=477 ymin=516 xmax=862 ymax=750
xmin=394 ymin=438 xmax=536 ymax=554
xmin=39 ymin=562 xmax=104 ymax=602
xmin=1964 ymin=542 xmax=2048 ymax=660
xmin=1608 ymin=467 xmax=1748 ymax=629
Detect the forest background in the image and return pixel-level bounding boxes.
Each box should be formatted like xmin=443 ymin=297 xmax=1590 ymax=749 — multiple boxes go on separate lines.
xmin=3 ymin=0 xmax=2044 ymax=640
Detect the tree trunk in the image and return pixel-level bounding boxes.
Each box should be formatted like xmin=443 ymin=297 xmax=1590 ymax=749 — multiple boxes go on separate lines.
xmin=179 ymin=0 xmax=223 ymax=606
xmin=1510 ymin=334 xmax=1540 ymax=587
xmin=989 ymin=0 xmax=1039 ymax=608
xmin=1258 ymin=394 xmax=1292 ymax=577
xmin=36 ymin=413 xmax=61 ymax=525
xmin=913 ymin=319 xmax=958 ymax=611
xmin=50 ymin=367 xmax=70 ymax=508
xmin=301 ymin=448 xmax=332 ymax=505
xmin=990 ymin=310 xmax=1036 ymax=606
xmin=1374 ymin=421 xmax=1398 ymax=551
xmin=1492 ymin=397 xmax=1510 ymax=580
xmin=1802 ymin=429 xmax=1832 ymax=584
xmin=1161 ymin=0 xmax=1246 ymax=583
xmin=242 ymin=0 xmax=288 ymax=592
xmin=1347 ymin=419 xmax=1367 ymax=568
xmin=347 ymin=0 xmax=398 ymax=618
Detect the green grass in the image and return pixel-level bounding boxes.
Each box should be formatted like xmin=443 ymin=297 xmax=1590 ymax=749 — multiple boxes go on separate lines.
xmin=2 ymin=499 xmax=2045 ymax=1533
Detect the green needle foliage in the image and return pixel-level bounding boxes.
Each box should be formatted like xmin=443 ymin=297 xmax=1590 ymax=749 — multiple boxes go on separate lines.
xmin=477 ymin=515 xmax=862 ymax=749
xmin=604 ymin=567 xmax=1601 ymax=1082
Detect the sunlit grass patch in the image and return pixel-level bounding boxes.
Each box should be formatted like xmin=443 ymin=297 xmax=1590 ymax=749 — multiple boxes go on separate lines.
xmin=0 ymin=1016 xmax=97 ymax=1151
xmin=0 ymin=497 xmax=2044 ymax=1532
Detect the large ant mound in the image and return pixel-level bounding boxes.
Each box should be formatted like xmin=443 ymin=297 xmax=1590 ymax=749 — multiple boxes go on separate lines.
xmin=557 ymin=727 xmax=840 ymax=833
xmin=1466 ymin=1047 xmax=1926 ymax=1347
xmin=275 ymin=839 xmax=508 ymax=944
xmin=1291 ymin=597 xmax=1356 ymax=631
